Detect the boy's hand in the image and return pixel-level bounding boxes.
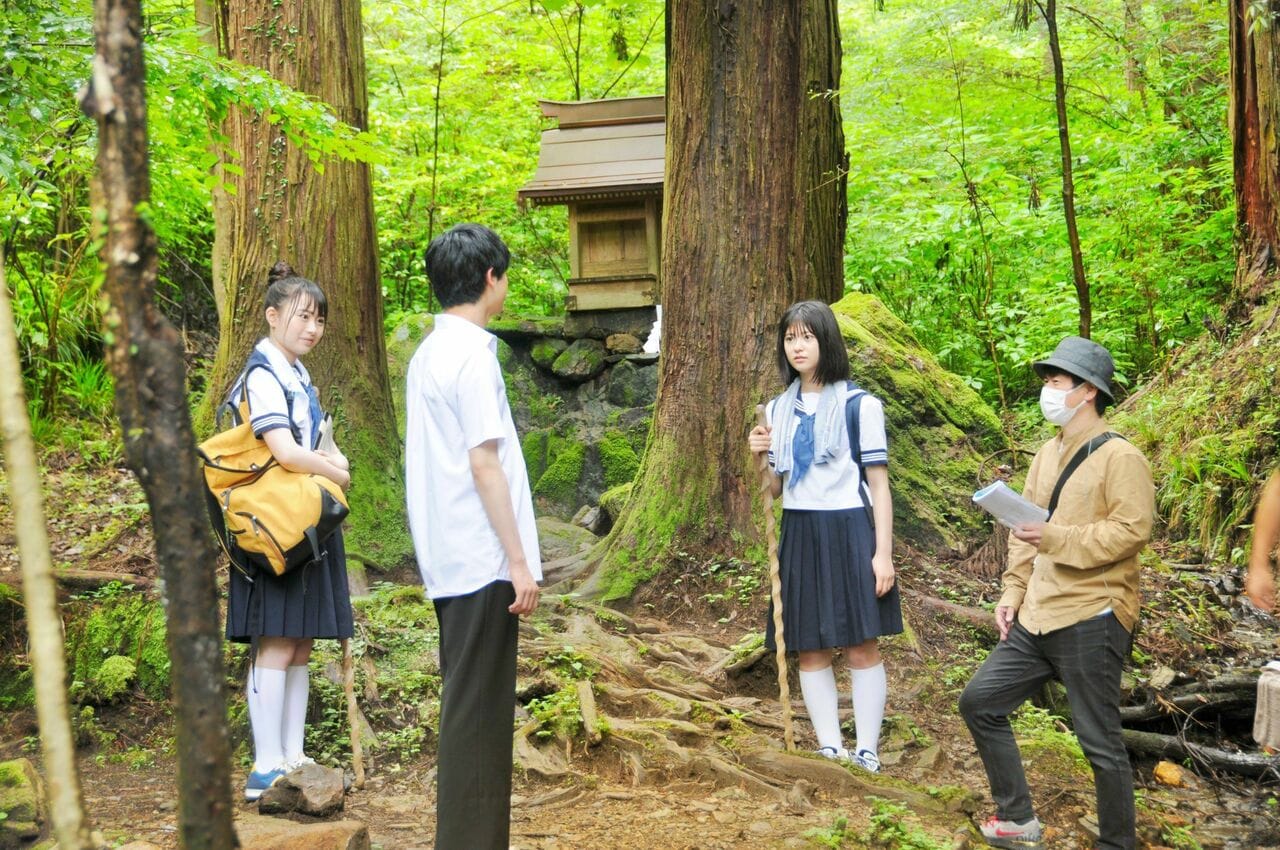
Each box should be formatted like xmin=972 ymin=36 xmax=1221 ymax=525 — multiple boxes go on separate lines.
xmin=508 ymin=561 xmax=540 ymax=615
xmin=995 ymin=605 xmax=1017 ymax=641
xmin=748 ymin=425 xmax=771 ymax=456
xmin=871 ymin=552 xmax=895 ymax=597
xmin=1246 ymin=566 xmax=1276 ymax=612
xmin=1012 ymin=522 xmax=1045 ymax=547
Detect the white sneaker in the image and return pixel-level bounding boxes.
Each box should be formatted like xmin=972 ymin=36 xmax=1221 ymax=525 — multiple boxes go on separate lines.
xmin=815 ymin=746 xmax=851 ymax=761
xmin=852 ymin=748 xmax=881 ymax=773
xmin=282 ymin=754 xmax=316 ymax=772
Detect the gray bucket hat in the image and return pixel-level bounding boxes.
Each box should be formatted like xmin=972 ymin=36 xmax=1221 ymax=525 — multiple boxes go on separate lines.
xmin=1032 ymin=335 xmax=1115 ymax=402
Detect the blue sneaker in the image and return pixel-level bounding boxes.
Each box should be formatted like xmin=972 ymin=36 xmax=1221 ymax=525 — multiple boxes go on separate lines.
xmin=852 ymin=748 xmax=881 ymax=773
xmin=244 ymin=767 xmax=286 ymax=801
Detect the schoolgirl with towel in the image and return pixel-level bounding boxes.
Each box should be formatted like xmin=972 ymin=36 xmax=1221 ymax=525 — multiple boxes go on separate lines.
xmin=747 ymin=300 xmax=903 ymax=772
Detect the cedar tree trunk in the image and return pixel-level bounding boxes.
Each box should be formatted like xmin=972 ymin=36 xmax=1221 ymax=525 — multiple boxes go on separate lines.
xmin=1229 ymin=0 xmax=1280 ymax=309
xmin=79 ymin=2 xmax=236 ymax=847
xmin=595 ymin=0 xmax=846 ymax=598
xmin=206 ymin=0 xmax=402 ymax=563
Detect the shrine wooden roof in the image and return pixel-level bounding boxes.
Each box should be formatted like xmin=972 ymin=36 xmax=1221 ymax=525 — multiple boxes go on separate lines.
xmin=517 ymin=95 xmax=665 ymax=206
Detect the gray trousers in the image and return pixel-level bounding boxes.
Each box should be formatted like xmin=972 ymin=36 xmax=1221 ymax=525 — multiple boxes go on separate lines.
xmin=959 ymin=613 xmax=1135 ymax=850
xmin=433 ymin=580 xmax=518 ymax=850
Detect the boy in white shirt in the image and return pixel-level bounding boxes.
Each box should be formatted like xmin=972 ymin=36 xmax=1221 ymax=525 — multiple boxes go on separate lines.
xmin=404 ymin=223 xmax=542 ymax=850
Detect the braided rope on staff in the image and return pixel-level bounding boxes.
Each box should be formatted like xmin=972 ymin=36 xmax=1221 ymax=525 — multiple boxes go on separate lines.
xmin=756 ymin=404 xmax=794 ymax=751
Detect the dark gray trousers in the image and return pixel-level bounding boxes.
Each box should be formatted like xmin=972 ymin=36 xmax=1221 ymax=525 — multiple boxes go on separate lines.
xmin=433 ymin=580 xmax=518 ymax=850
xmin=959 ymin=614 xmax=1135 ymax=850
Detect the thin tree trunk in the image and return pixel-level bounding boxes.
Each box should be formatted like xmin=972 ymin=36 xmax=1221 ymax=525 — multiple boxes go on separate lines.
xmin=1229 ymin=0 xmax=1280 ymax=310
xmin=0 ymin=253 xmax=95 ymax=849
xmin=595 ymin=0 xmax=846 ymax=596
xmin=207 ymin=0 xmax=402 ymax=565
xmin=1123 ymin=0 xmax=1145 ymax=96
xmin=1040 ymin=0 xmax=1090 ymax=338
xmin=79 ymin=3 xmax=236 ymax=847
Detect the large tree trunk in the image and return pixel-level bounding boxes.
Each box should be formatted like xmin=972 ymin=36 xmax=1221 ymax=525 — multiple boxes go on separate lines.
xmin=1229 ymin=0 xmax=1280 ymax=310
xmin=206 ymin=0 xmax=403 ymax=564
xmin=0 ymin=255 xmax=95 ymax=850
xmin=595 ymin=0 xmax=846 ymax=598
xmin=79 ymin=2 xmax=236 ymax=847
xmin=1040 ymin=0 xmax=1090 ymax=338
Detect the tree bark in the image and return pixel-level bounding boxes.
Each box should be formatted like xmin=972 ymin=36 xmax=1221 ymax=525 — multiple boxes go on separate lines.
xmin=206 ymin=0 xmax=402 ymax=564
xmin=0 ymin=257 xmax=96 ymax=850
xmin=1229 ymin=0 xmax=1280 ymax=310
xmin=79 ymin=3 xmax=236 ymax=847
xmin=595 ymin=0 xmax=846 ymax=597
xmin=1122 ymin=729 xmax=1279 ymax=779
xmin=1039 ymin=0 xmax=1090 ymax=338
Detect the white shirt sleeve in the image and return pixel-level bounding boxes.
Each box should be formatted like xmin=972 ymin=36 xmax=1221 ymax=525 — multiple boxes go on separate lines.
xmin=246 ymin=368 xmax=292 ymax=439
xmin=856 ymin=394 xmax=888 ymax=467
xmin=455 ymin=350 xmax=509 ymax=450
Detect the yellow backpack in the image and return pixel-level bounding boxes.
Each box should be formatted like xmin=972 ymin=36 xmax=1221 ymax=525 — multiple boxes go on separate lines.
xmin=198 ymin=362 xmax=348 ymax=578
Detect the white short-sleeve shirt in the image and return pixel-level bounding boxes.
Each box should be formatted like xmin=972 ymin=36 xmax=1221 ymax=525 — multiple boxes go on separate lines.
xmin=766 ymin=386 xmax=888 ymax=510
xmin=241 ymin=338 xmax=315 ymax=447
xmin=404 ymin=313 xmax=542 ymax=599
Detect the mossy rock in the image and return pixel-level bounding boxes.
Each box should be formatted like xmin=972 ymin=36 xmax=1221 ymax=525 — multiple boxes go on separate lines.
xmin=533 ymin=441 xmax=587 ymax=513
xmin=831 ymin=293 xmax=1009 ymax=552
xmin=1110 ymin=292 xmax=1280 ymax=561
xmin=530 ymin=337 xmax=569 ymax=370
xmin=597 ymin=430 xmax=641 ymax=489
xmin=605 ymin=359 xmax=658 ymax=408
xmin=550 ymin=339 xmax=607 ymax=384
xmin=0 ymin=758 xmax=45 ymax=844
xmin=64 ymin=589 xmax=169 ymax=702
xmin=86 ymin=655 xmax=137 ymax=704
xmin=598 ymin=482 xmax=634 ymax=523
xmin=536 ymin=516 xmax=596 ymax=562
xmin=386 ymin=314 xmax=435 ymax=433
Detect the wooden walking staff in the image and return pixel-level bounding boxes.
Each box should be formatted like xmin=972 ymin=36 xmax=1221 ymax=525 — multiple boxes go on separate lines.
xmin=756 ymin=405 xmax=795 ymax=751
xmin=341 ymin=638 xmax=365 ymax=788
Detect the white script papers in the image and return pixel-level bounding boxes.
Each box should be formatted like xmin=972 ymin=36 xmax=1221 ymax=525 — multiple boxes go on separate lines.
xmin=972 ymin=481 xmax=1049 ymax=529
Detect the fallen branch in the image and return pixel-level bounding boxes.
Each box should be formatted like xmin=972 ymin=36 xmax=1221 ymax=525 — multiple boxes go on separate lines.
xmin=1120 ymin=672 xmax=1258 ymax=724
xmin=1121 ymin=729 xmax=1280 ymax=779
xmin=903 ymin=589 xmax=996 ymax=636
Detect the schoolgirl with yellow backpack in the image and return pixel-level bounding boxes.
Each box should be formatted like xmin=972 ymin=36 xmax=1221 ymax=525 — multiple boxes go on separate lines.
xmin=205 ymin=262 xmax=353 ymax=801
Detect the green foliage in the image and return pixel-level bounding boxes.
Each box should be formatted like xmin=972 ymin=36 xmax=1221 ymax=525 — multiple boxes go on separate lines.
xmin=1011 ymin=704 xmax=1089 ymax=776
xmin=860 ymin=797 xmax=950 ymax=850
xmin=65 ymin=587 xmax=169 ymax=702
xmin=85 ymin=655 xmax=138 ymax=705
xmin=803 ymin=814 xmax=856 ymax=848
xmin=841 ymin=1 xmax=1232 ymax=413
xmin=526 ymin=686 xmax=584 ymax=741
xmin=541 ymin=645 xmax=599 ymax=680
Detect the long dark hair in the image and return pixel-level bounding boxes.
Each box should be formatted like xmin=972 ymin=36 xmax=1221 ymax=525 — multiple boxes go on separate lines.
xmin=775 ymin=300 xmax=849 ymax=387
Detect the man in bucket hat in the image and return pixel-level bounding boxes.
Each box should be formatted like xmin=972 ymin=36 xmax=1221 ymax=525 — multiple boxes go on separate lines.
xmin=960 ymin=336 xmax=1155 ymax=850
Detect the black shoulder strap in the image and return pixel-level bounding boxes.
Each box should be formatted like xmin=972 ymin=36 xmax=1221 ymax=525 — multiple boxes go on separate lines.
xmin=844 ymin=381 xmax=876 ymax=532
xmin=1046 ymin=431 xmax=1123 ymax=518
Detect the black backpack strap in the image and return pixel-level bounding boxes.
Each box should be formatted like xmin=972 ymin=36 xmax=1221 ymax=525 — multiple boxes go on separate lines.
xmin=844 ymin=380 xmax=874 ymax=531
xmin=1046 ymin=431 xmax=1123 ymax=518
xmin=225 ymin=351 xmax=303 ymax=444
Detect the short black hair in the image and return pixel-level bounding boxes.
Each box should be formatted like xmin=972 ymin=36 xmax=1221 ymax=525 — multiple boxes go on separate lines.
xmin=775 ymin=300 xmax=850 ymax=387
xmin=424 ymin=223 xmax=511 ymax=308
xmin=1038 ymin=367 xmax=1108 ymax=414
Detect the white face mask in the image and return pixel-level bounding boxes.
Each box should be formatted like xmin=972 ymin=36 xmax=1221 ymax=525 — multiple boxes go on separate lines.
xmin=1039 ymin=384 xmax=1086 ymax=426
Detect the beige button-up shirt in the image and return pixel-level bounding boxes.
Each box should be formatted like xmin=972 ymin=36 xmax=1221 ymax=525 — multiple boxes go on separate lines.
xmin=999 ymin=419 xmax=1155 ymax=633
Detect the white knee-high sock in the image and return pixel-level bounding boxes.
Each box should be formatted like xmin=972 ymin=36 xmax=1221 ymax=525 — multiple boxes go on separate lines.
xmin=799 ymin=666 xmax=843 ymax=752
xmin=247 ymin=666 xmax=287 ymax=773
xmin=851 ymin=662 xmax=887 ymax=756
xmin=282 ymin=664 xmax=310 ymax=764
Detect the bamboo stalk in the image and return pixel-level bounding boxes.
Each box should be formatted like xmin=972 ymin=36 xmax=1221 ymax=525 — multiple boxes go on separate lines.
xmin=756 ymin=405 xmax=794 ymax=751
xmin=0 ymin=251 xmax=96 ymax=848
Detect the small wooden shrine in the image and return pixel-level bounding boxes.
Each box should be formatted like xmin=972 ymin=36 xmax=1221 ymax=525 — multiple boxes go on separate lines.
xmin=517 ymin=96 xmax=664 ymax=315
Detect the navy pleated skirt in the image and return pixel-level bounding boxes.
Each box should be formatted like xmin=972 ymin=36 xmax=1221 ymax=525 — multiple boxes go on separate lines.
xmin=765 ymin=507 xmax=903 ymax=652
xmin=225 ymin=529 xmax=354 ymax=642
